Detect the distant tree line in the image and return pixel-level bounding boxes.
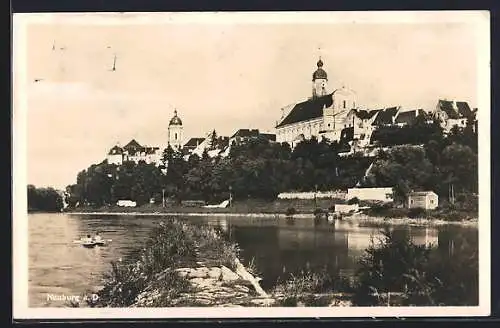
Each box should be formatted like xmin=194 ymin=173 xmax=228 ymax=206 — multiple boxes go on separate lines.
xmin=64 ymin=137 xmax=371 ymax=207
xmin=65 ymin=120 xmax=477 ymax=208
xmin=27 ymin=185 xmax=64 ymax=212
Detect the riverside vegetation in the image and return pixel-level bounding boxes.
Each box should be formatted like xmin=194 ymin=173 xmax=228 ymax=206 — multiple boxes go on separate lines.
xmin=63 ymin=118 xmax=477 ymax=220
xmin=27 ymin=185 xmax=64 ymax=213
xmin=75 ymin=218 xmax=477 ymax=307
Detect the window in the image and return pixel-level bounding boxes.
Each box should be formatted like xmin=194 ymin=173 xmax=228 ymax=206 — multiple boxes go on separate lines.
xmin=430 ymin=199 xmax=434 ymax=204
xmin=175 ymin=133 xmax=178 ymax=140
xmin=410 ymin=199 xmax=414 ymax=204
xmin=343 ymin=100 xmax=346 ymax=109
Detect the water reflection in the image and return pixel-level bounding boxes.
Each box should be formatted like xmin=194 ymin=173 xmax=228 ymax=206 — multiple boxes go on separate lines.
xmin=28 ymin=213 xmax=478 ymax=307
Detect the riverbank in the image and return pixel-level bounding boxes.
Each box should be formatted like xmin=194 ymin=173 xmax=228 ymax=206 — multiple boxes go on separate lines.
xmin=81 ymin=218 xmax=277 ymax=307
xmin=65 ymin=199 xmax=478 ymax=227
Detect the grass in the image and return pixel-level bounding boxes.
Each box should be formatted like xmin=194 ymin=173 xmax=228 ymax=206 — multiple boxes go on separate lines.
xmin=66 ymin=198 xmax=346 ymax=215
xmin=272 ymin=267 xmax=355 ymax=307
xmin=361 ymin=203 xmax=477 ymax=222
xmin=93 ymin=218 xmax=240 ymax=307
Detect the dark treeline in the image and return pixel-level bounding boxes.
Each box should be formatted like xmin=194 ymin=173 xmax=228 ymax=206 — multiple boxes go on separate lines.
xmin=27 ymin=185 xmax=64 ymax=212
xmin=363 ymin=121 xmax=478 ymax=205
xmin=65 ymin=120 xmax=477 ymax=208
xmin=65 ymin=137 xmax=371 ymax=207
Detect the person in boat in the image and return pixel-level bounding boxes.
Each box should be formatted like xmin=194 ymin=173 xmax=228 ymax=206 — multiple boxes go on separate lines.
xmin=93 ymin=232 xmax=102 ymax=243
xmin=82 ymin=234 xmax=93 ymax=243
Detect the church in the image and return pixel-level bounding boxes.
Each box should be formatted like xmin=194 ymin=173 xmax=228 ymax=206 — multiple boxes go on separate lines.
xmin=275 ymin=58 xmax=374 ymax=148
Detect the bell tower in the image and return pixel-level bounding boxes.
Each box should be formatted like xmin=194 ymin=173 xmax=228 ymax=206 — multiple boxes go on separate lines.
xmin=168 ymin=109 xmax=183 ymax=151
xmin=312 ymin=57 xmax=328 ymax=98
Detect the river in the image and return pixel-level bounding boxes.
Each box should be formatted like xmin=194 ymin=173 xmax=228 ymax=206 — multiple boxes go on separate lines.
xmin=28 ymin=213 xmax=478 ymax=307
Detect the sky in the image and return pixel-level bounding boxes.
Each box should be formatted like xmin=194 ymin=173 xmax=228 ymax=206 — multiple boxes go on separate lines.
xmin=16 ymin=12 xmax=485 ymax=190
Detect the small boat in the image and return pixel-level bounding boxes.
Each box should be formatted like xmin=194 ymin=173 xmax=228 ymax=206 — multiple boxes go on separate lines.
xmin=73 ymin=238 xmax=111 ymax=248
xmin=82 ymin=242 xmax=97 ymax=248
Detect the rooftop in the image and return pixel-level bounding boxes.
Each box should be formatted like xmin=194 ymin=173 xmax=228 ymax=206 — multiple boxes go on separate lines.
xmin=276 ymin=93 xmax=333 ymax=128
xmin=230 ymin=129 xmax=260 ymax=139
xmin=372 ymin=107 xmax=400 ymax=125
xmin=394 ymin=109 xmax=425 ymax=125
xmin=437 ymin=100 xmax=460 ymax=119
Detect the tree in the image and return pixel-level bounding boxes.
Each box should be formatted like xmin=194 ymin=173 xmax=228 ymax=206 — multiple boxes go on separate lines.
xmin=365 ymin=145 xmax=434 ymax=202
xmin=28 ymin=185 xmax=64 ymax=212
xmin=352 ymin=228 xmax=434 ymax=306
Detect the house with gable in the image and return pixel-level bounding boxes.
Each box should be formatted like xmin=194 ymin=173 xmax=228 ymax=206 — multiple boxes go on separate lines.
xmin=434 ymin=99 xmax=470 ymax=132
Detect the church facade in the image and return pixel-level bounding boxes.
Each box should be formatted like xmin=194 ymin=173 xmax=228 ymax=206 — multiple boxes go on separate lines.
xmin=275 ymin=58 xmax=372 ymax=148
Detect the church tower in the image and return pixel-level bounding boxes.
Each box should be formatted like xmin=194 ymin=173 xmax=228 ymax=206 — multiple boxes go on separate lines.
xmin=168 ymin=109 xmax=183 ymax=151
xmin=312 ymin=57 xmax=328 ymax=98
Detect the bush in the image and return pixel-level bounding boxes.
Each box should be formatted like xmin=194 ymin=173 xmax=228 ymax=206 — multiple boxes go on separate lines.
xmin=351 ymin=227 xmax=478 ymax=306
xmin=408 ymin=207 xmax=426 ymax=219
xmin=347 ymin=197 xmax=360 ymax=205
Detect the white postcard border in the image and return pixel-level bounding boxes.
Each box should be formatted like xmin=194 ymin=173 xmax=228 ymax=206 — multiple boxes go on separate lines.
xmin=12 ymin=11 xmax=491 ymax=319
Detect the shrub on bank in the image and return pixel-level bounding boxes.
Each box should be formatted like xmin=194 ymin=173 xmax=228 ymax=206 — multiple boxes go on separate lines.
xmin=94 ymin=218 xmax=240 ymax=307
xmin=272 ymin=267 xmax=355 ymax=307
xmin=351 ymin=227 xmax=478 ymax=306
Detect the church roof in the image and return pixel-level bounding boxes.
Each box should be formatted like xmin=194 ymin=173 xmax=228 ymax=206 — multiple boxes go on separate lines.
xmin=276 ymin=93 xmax=333 ymax=128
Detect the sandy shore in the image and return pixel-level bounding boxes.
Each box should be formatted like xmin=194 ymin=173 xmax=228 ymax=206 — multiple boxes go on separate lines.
xmin=66 ymin=211 xmax=478 ymax=227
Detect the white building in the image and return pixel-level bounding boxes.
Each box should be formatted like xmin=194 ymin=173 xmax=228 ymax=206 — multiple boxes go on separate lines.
xmin=407 ymin=191 xmax=439 ymax=210
xmin=106 ymin=139 xmax=162 ymax=166
xmin=105 ymin=110 xmax=185 ymax=166
xmin=347 ymin=187 xmax=394 ymax=203
xmin=275 ymin=58 xmax=360 ymax=147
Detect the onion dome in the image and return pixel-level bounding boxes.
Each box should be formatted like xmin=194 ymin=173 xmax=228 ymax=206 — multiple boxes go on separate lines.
xmin=312 ymin=57 xmax=328 ymax=81
xmin=169 ymin=109 xmax=183 ymax=126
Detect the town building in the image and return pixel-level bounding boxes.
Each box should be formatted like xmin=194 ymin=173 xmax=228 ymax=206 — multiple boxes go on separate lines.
xmin=105 ymin=139 xmax=162 ymax=166
xmin=229 ymin=129 xmax=276 ymax=147
xmin=394 ymin=109 xmax=427 ymax=127
xmin=182 ymin=137 xmax=206 ymax=153
xmin=105 ymin=110 xmax=183 ymax=166
xmin=434 ymin=100 xmax=470 ymax=132
xmin=184 ymin=130 xmax=229 ymax=159
xmin=275 ymin=58 xmax=359 ymax=147
xmin=372 ymin=106 xmax=401 ymax=127
xmin=407 ymin=191 xmax=439 ymax=210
